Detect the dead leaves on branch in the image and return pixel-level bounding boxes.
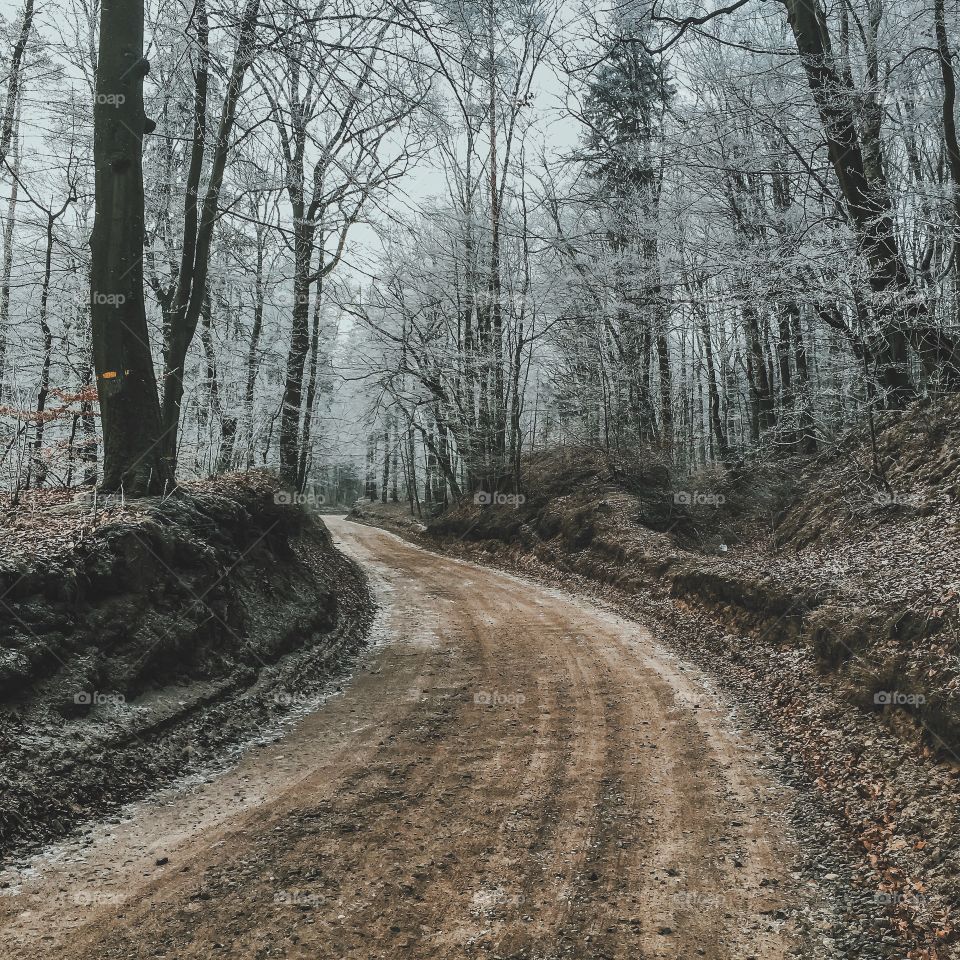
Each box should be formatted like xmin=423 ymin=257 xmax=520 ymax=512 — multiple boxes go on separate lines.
xmin=0 ymin=385 xmax=98 ymax=425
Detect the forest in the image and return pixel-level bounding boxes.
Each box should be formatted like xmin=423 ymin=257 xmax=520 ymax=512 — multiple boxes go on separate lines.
xmin=1 ymin=2 xmax=960 ymax=959
xmin=0 ymin=0 xmax=956 ymax=503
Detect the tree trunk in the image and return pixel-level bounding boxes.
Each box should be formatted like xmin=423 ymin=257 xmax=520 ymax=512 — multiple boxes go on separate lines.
xmin=244 ymin=232 xmax=266 ymax=468
xmin=742 ymin=303 xmax=774 ymax=441
xmin=792 ymin=307 xmax=817 ymax=453
xmin=297 ymin=273 xmax=324 ymax=491
xmin=28 ymin=212 xmax=55 ymax=489
xmin=935 ymin=0 xmax=960 ymax=278
xmin=199 ymin=292 xmax=237 ymax=473
xmin=655 ymin=325 xmax=673 ymax=446
xmin=381 ymin=426 xmax=390 ymax=504
xmin=701 ymin=308 xmax=729 ymax=462
xmin=487 ymin=0 xmax=507 ymax=478
xmin=159 ymin=0 xmax=208 ymax=466
xmin=0 ymin=0 xmax=33 ymax=171
xmin=79 ymin=354 xmax=98 ymax=485
xmin=0 ymin=104 xmax=20 ymax=394
xmin=90 ymin=0 xmax=170 ymax=496
xmin=160 ymin=0 xmax=259 ymax=469
xmin=279 ymin=218 xmax=314 ymax=485
xmin=781 ymin=0 xmax=958 ymax=399
xmin=365 ymin=433 xmax=378 ymax=500
xmin=776 ymin=304 xmax=796 ymax=446
xmin=423 ymin=426 xmax=434 ymax=509
xmin=405 ymin=419 xmax=418 ymax=516
xmin=390 ymin=416 xmax=399 ymax=502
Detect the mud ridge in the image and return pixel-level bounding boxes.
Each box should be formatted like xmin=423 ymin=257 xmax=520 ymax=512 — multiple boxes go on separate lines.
xmin=0 ymin=476 xmax=374 ymax=862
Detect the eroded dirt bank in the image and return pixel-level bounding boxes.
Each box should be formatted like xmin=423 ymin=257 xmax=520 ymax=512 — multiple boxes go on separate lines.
xmin=0 ymin=476 xmax=372 ymax=858
xmin=0 ymin=519 xmax=832 ymax=960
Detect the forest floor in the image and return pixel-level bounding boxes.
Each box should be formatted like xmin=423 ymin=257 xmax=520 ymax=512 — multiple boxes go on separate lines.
xmin=0 ymin=519 xmax=844 ymax=960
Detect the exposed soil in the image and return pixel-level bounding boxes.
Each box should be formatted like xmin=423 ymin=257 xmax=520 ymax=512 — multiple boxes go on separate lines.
xmin=346 ymin=398 xmax=960 ymax=958
xmin=0 ymin=475 xmax=373 ymax=859
xmin=0 ymin=519 xmax=831 ymax=960
xmin=366 ymin=518 xmax=955 ymax=958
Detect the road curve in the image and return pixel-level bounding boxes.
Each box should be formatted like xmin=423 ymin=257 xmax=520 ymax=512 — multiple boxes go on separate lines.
xmin=0 ymin=518 xmax=806 ymax=959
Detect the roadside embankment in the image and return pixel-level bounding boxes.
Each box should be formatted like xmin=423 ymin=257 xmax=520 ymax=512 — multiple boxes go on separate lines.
xmin=349 ymin=400 xmax=960 ymax=956
xmin=0 ymin=473 xmax=373 ymax=860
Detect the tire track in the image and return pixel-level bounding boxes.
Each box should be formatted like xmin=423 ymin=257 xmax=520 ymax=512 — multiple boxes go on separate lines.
xmin=0 ymin=519 xmax=810 ymax=960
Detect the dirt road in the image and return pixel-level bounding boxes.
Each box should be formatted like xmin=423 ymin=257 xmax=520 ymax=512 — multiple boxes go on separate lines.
xmin=0 ymin=518 xmax=810 ymax=959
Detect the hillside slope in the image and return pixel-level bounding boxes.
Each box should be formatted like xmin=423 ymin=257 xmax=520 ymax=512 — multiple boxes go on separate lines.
xmin=0 ymin=474 xmax=373 ymax=860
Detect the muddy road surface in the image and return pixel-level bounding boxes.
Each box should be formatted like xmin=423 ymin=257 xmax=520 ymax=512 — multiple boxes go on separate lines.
xmin=0 ymin=518 xmax=812 ymax=959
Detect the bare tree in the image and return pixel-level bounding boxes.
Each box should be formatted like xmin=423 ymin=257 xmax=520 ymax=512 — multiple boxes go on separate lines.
xmin=89 ymin=0 xmax=170 ymax=495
